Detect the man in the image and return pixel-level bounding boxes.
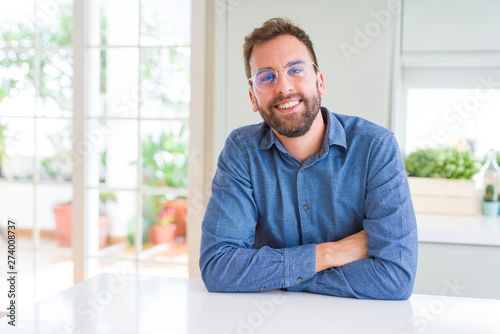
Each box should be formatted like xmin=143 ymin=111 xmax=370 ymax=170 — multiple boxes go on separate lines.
xmin=199 ymin=18 xmax=417 ymax=300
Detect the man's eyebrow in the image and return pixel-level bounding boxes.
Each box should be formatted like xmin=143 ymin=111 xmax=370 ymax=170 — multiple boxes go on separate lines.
xmin=256 ymin=59 xmax=305 ymax=72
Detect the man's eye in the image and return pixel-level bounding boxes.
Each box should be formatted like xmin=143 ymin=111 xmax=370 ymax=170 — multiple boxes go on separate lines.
xmin=259 ymin=73 xmax=275 ymax=83
xmin=288 ymin=67 xmax=305 ymax=77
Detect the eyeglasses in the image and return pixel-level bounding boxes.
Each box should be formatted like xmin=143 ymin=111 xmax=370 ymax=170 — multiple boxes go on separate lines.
xmin=248 ymin=61 xmax=318 ymax=93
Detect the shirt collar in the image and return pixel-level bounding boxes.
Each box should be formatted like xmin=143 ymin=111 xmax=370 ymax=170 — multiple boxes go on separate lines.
xmin=259 ymin=107 xmax=347 ymax=151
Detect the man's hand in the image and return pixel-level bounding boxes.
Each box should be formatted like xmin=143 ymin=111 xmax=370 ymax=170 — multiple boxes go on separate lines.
xmin=315 ymin=230 xmax=368 ymax=273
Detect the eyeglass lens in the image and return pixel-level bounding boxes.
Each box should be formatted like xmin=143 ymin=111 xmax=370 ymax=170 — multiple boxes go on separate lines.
xmin=254 ymin=61 xmax=311 ymax=92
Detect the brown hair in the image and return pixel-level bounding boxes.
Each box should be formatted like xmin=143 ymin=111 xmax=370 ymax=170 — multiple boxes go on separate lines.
xmin=243 ymin=17 xmax=318 ymax=82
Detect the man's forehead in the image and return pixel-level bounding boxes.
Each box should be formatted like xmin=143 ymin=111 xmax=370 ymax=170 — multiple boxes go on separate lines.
xmin=249 ymin=35 xmax=311 ymax=71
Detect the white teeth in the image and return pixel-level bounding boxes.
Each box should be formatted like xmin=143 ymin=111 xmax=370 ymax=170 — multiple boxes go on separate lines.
xmin=277 ymin=100 xmax=299 ymax=109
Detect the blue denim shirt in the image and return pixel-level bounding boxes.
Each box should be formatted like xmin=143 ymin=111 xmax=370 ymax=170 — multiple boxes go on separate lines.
xmin=200 ymin=108 xmax=417 ymax=299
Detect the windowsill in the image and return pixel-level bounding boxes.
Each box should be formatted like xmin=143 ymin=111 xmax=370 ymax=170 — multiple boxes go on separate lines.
xmin=417 ymin=213 xmax=500 ymax=246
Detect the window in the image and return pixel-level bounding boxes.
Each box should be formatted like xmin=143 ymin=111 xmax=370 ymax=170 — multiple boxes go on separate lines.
xmin=396 ymin=69 xmax=500 ymax=159
xmin=85 ymin=0 xmax=191 ymax=278
xmin=0 ymin=0 xmax=192 ymax=308
xmin=0 ymin=0 xmax=75 ymax=308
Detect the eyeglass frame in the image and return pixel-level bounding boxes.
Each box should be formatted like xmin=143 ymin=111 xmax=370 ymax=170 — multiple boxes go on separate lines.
xmin=247 ymin=60 xmax=319 ymax=92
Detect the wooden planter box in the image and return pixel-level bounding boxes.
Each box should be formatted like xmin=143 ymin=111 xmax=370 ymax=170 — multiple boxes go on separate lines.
xmin=407 ymin=177 xmax=476 ymax=215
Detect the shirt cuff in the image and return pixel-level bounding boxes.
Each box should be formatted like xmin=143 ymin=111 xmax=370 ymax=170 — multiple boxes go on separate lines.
xmin=283 ymin=243 xmax=316 ymax=289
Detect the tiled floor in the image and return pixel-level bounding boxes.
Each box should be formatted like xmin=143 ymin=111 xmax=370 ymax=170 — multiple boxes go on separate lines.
xmin=0 ymin=235 xmax=188 ymax=312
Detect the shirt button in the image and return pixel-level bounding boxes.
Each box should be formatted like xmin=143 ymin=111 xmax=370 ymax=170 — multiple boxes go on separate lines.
xmin=303 ymin=205 xmax=308 ymax=211
xmin=296 ymin=277 xmax=302 ymax=282
xmin=300 ymin=168 xmax=304 ymax=172
xmin=259 ymin=287 xmax=265 ymax=291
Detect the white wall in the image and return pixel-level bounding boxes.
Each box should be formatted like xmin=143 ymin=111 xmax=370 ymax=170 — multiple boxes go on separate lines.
xmin=212 ymin=0 xmax=399 ymax=162
xmin=402 ymin=0 xmax=500 ymax=53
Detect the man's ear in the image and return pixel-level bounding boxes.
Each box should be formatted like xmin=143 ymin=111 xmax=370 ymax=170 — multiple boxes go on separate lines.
xmin=317 ymin=70 xmax=326 ymax=96
xmin=249 ymin=87 xmax=259 ymax=112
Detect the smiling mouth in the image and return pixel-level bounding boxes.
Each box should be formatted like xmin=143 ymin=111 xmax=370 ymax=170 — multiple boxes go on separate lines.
xmin=275 ymin=100 xmax=301 ymax=110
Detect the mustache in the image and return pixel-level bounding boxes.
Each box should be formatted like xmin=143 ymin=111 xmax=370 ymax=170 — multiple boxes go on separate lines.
xmin=270 ymin=94 xmax=307 ymax=106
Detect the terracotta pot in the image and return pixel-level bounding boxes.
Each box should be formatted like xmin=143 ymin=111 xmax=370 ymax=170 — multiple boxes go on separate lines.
xmin=98 ymin=214 xmax=111 ymax=247
xmin=52 ymin=204 xmax=110 ymax=248
xmin=151 ymin=224 xmax=177 ymax=244
xmin=53 ymin=203 xmax=72 ymax=247
xmin=166 ymin=199 xmax=187 ymax=238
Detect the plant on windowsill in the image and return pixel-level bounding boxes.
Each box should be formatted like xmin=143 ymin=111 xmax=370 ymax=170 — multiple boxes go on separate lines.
xmin=404 ymin=147 xmax=480 ymax=215
xmin=128 ymin=126 xmax=188 ymax=245
xmin=481 ymin=185 xmax=499 ymax=217
xmin=52 ymin=192 xmax=117 ymax=248
xmin=150 ymin=206 xmax=178 ymax=245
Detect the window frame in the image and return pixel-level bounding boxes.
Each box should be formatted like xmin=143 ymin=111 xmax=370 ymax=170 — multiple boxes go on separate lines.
xmin=394 ymin=67 xmax=500 ymax=156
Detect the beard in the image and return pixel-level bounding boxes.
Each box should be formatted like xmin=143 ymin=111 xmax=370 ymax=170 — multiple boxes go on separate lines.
xmin=254 ymin=86 xmax=322 ymax=138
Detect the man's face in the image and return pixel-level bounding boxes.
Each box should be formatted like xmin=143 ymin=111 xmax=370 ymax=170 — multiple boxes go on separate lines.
xmin=248 ymin=34 xmax=325 ymax=138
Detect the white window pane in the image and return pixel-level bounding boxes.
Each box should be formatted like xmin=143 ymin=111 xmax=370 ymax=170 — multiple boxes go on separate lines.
xmin=0 ymin=0 xmax=34 ymax=48
xmin=36 ymin=0 xmax=73 ymax=47
xmin=37 ymin=50 xmax=73 ymax=117
xmin=87 ymin=119 xmax=138 ymax=188
xmin=0 ymin=183 xmax=34 ymax=233
xmin=140 ymin=47 xmax=190 ymax=119
xmin=37 ymin=119 xmax=72 ymax=181
xmin=89 ymin=48 xmax=139 ymax=118
xmin=0 ymin=49 xmax=36 ymax=117
xmin=406 ymin=88 xmax=500 ymax=158
xmin=140 ymin=0 xmax=191 ymax=46
xmin=89 ymin=0 xmax=139 ymax=46
xmin=0 ymin=117 xmax=35 ymax=180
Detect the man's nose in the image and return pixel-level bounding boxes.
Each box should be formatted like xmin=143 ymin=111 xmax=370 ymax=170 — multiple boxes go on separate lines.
xmin=275 ymin=69 xmax=294 ymax=95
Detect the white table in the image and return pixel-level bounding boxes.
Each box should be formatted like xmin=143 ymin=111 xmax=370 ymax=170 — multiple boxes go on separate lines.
xmin=1 ymin=273 xmax=499 ymax=333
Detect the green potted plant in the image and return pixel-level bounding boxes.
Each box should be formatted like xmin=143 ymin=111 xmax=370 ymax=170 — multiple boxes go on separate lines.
xmin=150 ymin=205 xmax=178 ymax=244
xmin=482 ymin=185 xmax=499 ymax=217
xmin=141 ymin=127 xmax=188 ymax=239
xmin=404 ymin=147 xmax=480 ymax=215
